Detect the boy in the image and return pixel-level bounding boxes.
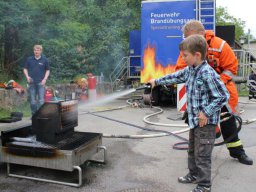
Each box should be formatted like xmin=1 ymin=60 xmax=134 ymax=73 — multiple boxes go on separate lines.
xmin=148 ymin=34 xmax=229 ymax=192
xmin=175 ymin=20 xmax=252 ymax=165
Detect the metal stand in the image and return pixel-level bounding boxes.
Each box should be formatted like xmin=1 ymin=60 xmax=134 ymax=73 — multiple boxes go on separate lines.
xmin=6 ymin=145 xmax=107 ymax=187
xmin=89 ymin=145 xmax=107 ymax=164
xmin=7 ymin=164 xmax=83 ymax=187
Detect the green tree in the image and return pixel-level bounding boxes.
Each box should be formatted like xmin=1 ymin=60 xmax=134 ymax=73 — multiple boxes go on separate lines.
xmin=216 ymin=6 xmax=246 ymax=40
xmin=0 ymin=0 xmax=32 ymax=78
xmin=0 ymin=0 xmax=141 ymax=82
xmin=76 ymin=0 xmax=141 ymax=77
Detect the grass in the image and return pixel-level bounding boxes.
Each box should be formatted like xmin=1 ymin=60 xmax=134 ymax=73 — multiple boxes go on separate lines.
xmin=237 ymin=84 xmax=249 ymax=97
xmin=0 ymin=101 xmax=31 ymax=118
xmin=15 ymin=101 xmax=31 ymax=117
xmin=0 ymin=107 xmax=11 ymax=118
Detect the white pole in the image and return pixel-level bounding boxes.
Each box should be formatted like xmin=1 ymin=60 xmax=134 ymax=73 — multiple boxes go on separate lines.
xmin=248 ymin=29 xmax=251 ymax=49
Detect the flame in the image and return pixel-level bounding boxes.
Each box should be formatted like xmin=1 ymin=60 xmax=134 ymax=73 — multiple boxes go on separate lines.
xmin=141 ymin=44 xmax=176 ymax=83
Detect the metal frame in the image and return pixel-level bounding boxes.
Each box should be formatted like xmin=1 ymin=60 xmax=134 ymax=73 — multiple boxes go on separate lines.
xmin=89 ymin=145 xmax=107 ymax=164
xmin=127 ymin=55 xmax=141 ymax=79
xmin=7 ymin=164 xmax=82 ymax=187
xmin=197 ymin=0 xmax=216 ymax=32
xmin=5 ymin=145 xmax=107 ymax=187
xmin=109 ymin=56 xmax=129 ymax=91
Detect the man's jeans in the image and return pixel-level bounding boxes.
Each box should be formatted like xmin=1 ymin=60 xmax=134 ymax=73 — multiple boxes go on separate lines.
xmin=28 ymin=83 xmax=45 ymax=115
xmin=188 ymin=124 xmax=216 ymax=187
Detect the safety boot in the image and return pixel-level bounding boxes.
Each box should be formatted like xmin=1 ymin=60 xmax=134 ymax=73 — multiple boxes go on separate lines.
xmin=230 ymin=153 xmax=253 ymax=165
xmin=237 ymin=154 xmax=253 ymax=165
xmin=178 ymin=173 xmax=197 ymax=184
xmin=190 ymin=185 xmax=211 ymax=192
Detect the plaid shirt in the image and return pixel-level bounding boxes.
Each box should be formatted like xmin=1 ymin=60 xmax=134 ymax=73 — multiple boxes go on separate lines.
xmin=155 ymin=61 xmax=229 ymax=129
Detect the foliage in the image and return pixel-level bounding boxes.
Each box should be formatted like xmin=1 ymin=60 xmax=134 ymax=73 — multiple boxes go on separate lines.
xmin=2 ymin=2 xmax=248 ymax=84
xmin=0 ymin=0 xmax=141 ymax=82
xmin=216 ymin=6 xmax=246 ymax=40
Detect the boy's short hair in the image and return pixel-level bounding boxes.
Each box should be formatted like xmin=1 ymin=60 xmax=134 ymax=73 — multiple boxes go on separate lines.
xmin=179 ymin=34 xmax=207 ymax=59
xmin=33 ymin=44 xmax=43 ymax=51
xmin=182 ymin=20 xmax=205 ymax=34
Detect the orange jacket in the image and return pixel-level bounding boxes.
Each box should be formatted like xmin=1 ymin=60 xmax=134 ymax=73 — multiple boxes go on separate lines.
xmin=175 ymin=30 xmax=238 ymax=112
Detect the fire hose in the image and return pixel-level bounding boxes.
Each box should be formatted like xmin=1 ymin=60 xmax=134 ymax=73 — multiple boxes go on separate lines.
xmin=140 ymin=83 xmax=256 ymax=125
xmin=238 ymin=100 xmax=256 ymax=124
xmin=79 ymin=100 xmax=242 ymax=151
xmin=87 ymin=111 xmax=189 ymax=140
xmin=137 ymin=89 xmax=247 ymax=149
xmin=172 ymin=113 xmax=243 ymax=150
xmin=79 ymin=85 xmax=254 ymax=148
xmin=127 ymin=85 xmax=247 ymax=150
xmin=137 ymin=99 xmax=243 ymax=149
xmin=80 ymin=106 xmax=189 ymax=139
xmin=80 ymin=103 xmax=243 ymax=151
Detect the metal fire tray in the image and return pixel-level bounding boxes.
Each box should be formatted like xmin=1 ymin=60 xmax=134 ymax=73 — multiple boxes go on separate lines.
xmin=0 ymin=126 xmax=107 ymax=187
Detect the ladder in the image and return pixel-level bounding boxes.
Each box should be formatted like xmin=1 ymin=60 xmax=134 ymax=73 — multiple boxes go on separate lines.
xmin=197 ymin=0 xmax=216 ymax=32
xmin=109 ymin=56 xmax=129 ymax=91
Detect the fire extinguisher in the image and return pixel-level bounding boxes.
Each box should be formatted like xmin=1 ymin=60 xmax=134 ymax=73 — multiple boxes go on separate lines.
xmin=87 ymin=73 xmax=97 ymax=101
xmin=44 ymin=88 xmax=53 ymax=102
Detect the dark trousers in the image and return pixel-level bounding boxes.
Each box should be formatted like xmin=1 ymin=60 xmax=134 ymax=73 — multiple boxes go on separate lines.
xmin=188 ymin=124 xmax=216 ymax=187
xmin=220 ymin=106 xmax=244 ymax=156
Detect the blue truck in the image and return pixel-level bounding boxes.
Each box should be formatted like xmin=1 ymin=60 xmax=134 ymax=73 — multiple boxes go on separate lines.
xmin=128 ymin=0 xmax=216 ymax=105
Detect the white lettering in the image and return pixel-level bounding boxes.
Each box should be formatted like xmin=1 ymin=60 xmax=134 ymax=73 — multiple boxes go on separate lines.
xmin=151 ymin=12 xmax=181 ymax=18
xmin=150 ymin=18 xmax=193 ymax=25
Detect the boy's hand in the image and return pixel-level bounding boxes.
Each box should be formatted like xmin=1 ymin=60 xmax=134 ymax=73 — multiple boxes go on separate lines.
xmin=198 ymin=111 xmax=208 ymax=127
xmin=147 ymin=79 xmax=156 ymax=89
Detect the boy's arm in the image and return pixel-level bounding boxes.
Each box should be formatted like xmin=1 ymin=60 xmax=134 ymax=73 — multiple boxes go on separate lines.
xmin=202 ymin=75 xmax=230 ymax=117
xmin=155 ymin=67 xmax=189 ymax=86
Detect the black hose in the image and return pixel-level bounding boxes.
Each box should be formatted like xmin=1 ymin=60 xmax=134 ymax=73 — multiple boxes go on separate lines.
xmin=214 ymin=114 xmax=242 ymax=146
xmin=81 ymin=98 xmax=242 ymax=150
xmin=86 ymin=112 xmax=188 ymax=141
xmin=172 ymin=113 xmax=243 ymax=150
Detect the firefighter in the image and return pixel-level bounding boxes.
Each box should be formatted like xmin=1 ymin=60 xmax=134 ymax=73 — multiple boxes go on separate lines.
xmin=175 ymin=20 xmax=253 ymax=165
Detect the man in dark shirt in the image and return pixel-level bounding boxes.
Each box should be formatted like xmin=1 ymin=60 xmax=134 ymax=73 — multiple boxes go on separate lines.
xmin=23 ymin=44 xmax=50 ymax=115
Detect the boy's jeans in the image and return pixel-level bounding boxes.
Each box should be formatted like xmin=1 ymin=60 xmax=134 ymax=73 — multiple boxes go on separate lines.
xmin=188 ymin=124 xmax=216 ymax=187
xmin=28 ymin=83 xmax=45 ymax=115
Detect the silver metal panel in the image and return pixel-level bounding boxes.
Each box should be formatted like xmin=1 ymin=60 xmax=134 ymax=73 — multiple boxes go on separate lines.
xmin=73 ymin=136 xmax=102 ymax=167
xmin=1 ymin=135 xmax=102 ymax=171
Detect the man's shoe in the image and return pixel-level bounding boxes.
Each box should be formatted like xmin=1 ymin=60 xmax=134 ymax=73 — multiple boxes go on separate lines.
xmin=190 ymin=185 xmax=211 ymax=192
xmin=178 ymin=173 xmax=197 ymax=184
xmin=237 ymin=154 xmax=253 ymax=165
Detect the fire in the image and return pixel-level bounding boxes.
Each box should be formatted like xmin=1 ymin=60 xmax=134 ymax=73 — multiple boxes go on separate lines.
xmin=141 ymin=44 xmax=176 ymax=83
